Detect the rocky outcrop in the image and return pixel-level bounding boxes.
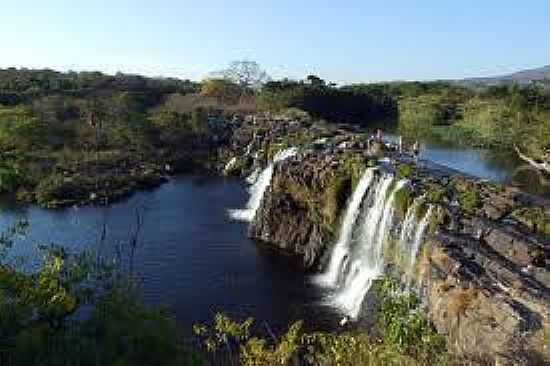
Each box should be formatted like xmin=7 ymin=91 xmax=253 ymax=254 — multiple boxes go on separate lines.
xmin=235 ymin=125 xmax=549 ymax=365
xmin=249 ymin=151 xmax=365 ymax=267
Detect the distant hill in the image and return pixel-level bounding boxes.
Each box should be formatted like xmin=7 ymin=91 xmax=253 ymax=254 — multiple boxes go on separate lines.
xmin=457 ymin=65 xmax=550 ymax=87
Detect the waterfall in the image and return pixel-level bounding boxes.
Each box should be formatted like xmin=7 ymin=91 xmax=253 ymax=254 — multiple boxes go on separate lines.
xmin=223 ymin=157 xmax=237 ymax=173
xmin=314 ymin=168 xmax=376 ymax=287
xmin=229 ymin=147 xmax=298 ymax=222
xmin=245 ymin=168 xmax=261 ymax=184
xmin=398 ymin=197 xmax=421 ymax=254
xmin=406 ymin=205 xmax=433 ymax=290
xmin=245 ymin=141 xmax=254 ymax=155
xmin=392 ymin=195 xmax=432 ymax=285
xmin=329 ymin=177 xmax=408 ymax=319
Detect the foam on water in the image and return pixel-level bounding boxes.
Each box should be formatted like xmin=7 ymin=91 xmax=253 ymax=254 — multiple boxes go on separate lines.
xmin=229 ymin=148 xmax=298 ymax=222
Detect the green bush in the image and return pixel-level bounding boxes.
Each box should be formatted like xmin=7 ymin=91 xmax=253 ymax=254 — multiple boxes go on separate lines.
xmin=0 ymin=164 xmax=22 ymax=193
xmin=281 ymin=107 xmax=310 ymax=120
xmin=459 ymin=190 xmax=482 ymax=215
xmin=1 ymin=222 xmax=202 ymax=366
xmin=396 ymin=163 xmax=415 ymax=180
xmin=394 ymin=186 xmax=414 ymax=219
xmin=376 ymin=278 xmax=447 ymax=363
xmin=425 ymin=183 xmax=447 ymax=204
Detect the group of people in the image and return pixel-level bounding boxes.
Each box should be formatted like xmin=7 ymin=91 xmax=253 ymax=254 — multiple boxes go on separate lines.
xmin=369 ymin=129 xmax=421 ymax=161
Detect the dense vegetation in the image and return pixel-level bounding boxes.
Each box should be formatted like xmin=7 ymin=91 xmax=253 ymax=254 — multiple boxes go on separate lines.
xmin=0 ymin=66 xmax=400 ymax=207
xmin=0 ymin=68 xmax=225 ymax=207
xmin=257 ymin=75 xmax=397 ymax=122
xmin=396 ymin=81 xmax=550 ymax=165
xmin=0 ymin=68 xmax=197 ymax=104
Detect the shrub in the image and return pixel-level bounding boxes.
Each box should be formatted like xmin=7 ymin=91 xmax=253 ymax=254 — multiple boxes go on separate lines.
xmin=394 ymin=186 xmax=414 ymax=219
xmin=281 ymin=107 xmax=310 ymax=120
xmin=425 ymin=183 xmax=447 ymax=204
xmin=396 ymin=163 xmax=415 ymax=180
xmin=459 ymin=190 xmax=482 ymax=215
xmin=0 ymin=164 xmax=23 ymax=193
xmin=376 ymin=278 xmax=448 ymax=363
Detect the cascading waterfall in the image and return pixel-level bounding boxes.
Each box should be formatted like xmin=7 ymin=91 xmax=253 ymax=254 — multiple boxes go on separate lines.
xmin=245 ymin=140 xmax=254 ymax=155
xmin=229 ymin=147 xmax=298 ymax=222
xmin=318 ymin=177 xmax=437 ymax=319
xmin=406 ymin=205 xmax=433 ymax=290
xmin=314 ymin=168 xmax=376 ymax=287
xmin=395 ymin=196 xmax=433 ymax=287
xmin=398 ymin=196 xmax=423 ymax=256
xmin=330 ymin=178 xmax=408 ymax=318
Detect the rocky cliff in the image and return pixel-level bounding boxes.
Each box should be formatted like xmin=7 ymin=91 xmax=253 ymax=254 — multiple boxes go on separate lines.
xmin=224 ymin=116 xmax=550 ymax=365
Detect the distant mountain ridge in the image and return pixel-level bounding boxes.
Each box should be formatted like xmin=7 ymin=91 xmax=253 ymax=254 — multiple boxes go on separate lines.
xmin=458 ymin=65 xmax=550 ymax=86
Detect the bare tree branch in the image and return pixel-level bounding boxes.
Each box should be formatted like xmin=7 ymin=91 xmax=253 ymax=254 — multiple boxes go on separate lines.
xmin=514 ymin=145 xmax=550 ymax=174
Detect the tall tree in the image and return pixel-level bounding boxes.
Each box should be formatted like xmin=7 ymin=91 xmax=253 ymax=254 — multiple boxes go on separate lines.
xmin=212 ymin=61 xmax=269 ymax=103
xmin=220 ymin=61 xmax=269 ymax=90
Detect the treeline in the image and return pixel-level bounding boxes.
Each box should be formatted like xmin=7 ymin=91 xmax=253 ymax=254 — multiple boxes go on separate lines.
xmin=257 ymin=75 xmax=397 ymax=122
xmin=0 ymin=65 xmax=403 ymax=204
xmin=0 ymin=68 xmax=214 ymax=161
xmin=1 ymin=66 xmax=548 ymax=202
xmin=0 ymin=68 xmax=198 ymax=105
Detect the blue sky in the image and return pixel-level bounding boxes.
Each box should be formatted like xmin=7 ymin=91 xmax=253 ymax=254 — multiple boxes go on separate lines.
xmin=1 ymin=0 xmax=549 ymax=83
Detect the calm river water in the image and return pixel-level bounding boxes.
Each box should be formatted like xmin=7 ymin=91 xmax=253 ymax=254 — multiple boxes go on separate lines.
xmin=0 ymin=176 xmax=341 ymax=335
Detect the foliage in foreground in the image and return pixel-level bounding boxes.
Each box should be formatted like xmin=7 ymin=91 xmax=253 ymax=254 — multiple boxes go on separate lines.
xmin=0 ymin=221 xmax=202 ymax=366
xmin=193 ymin=278 xmax=451 ymax=366
xmin=1 ymin=216 xmax=452 ymax=365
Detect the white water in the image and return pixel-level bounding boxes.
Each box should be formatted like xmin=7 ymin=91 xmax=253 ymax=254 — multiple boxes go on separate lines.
xmin=319 ymin=179 xmax=436 ymax=318
xmin=315 ymin=168 xmax=376 ymax=287
xmin=329 ymin=177 xmax=408 ymax=318
xmin=245 ymin=168 xmax=261 ymax=184
xmin=406 ymin=205 xmax=433 ymax=289
xmin=223 ymin=157 xmax=237 ymax=173
xmin=398 ymin=196 xmax=422 ymax=256
xmin=229 ymin=147 xmax=298 ymax=222
xmin=245 ymin=141 xmax=254 ymax=155
xmin=394 ymin=195 xmax=431 ymax=284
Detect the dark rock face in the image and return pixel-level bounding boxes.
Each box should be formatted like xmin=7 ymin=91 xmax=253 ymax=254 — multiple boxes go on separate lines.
xmin=250 ymin=188 xmax=330 ymax=268
xmin=249 ymin=151 xmax=362 ymax=269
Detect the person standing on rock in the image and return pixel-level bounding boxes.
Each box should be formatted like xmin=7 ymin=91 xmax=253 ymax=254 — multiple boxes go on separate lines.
xmin=413 ymin=141 xmax=420 ymax=161
xmin=376 ymin=129 xmax=383 ymax=142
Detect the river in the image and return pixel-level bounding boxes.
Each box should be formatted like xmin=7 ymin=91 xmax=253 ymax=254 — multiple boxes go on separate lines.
xmin=376 ymin=127 xmax=550 ymax=198
xmin=0 ymin=175 xmax=340 ymax=335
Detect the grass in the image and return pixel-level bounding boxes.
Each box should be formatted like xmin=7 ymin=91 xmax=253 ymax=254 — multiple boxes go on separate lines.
xmin=511 ymin=207 xmax=550 ymax=236
xmin=396 ymin=163 xmax=415 ymax=180
xmin=458 ymin=190 xmax=482 ymax=215
xmin=394 ymin=186 xmax=414 ymax=219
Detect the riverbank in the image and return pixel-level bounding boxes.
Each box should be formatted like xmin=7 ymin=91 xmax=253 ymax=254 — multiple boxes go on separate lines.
xmin=16 ymin=149 xmax=218 ymax=208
